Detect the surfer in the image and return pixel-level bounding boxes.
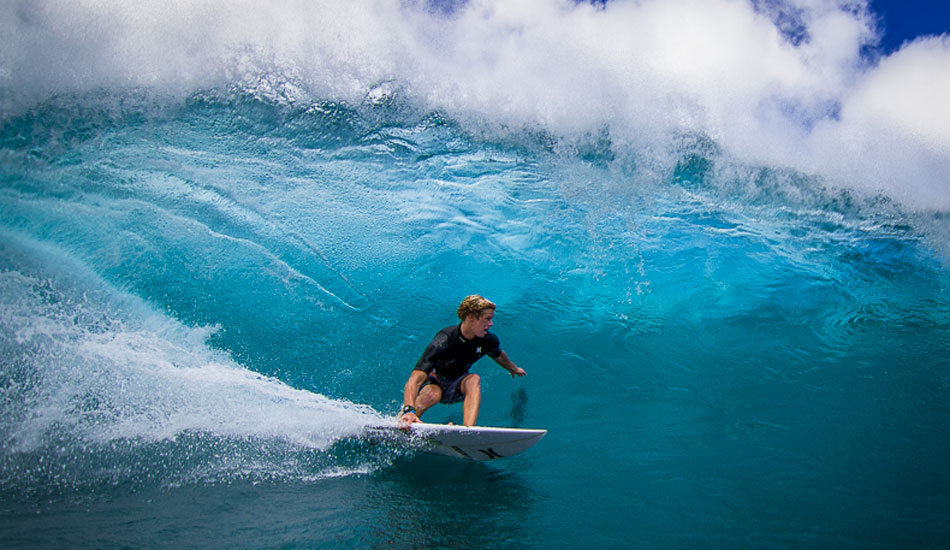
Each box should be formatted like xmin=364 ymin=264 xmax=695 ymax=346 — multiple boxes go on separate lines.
xmin=399 ymin=295 xmax=526 ymax=427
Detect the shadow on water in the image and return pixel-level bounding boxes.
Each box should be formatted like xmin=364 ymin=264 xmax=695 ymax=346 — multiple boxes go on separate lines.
xmin=508 ymin=387 xmax=529 ymax=427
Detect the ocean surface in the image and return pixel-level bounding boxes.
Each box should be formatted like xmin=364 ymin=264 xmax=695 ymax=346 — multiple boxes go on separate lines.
xmin=2 ymin=1 xmax=949 ymax=548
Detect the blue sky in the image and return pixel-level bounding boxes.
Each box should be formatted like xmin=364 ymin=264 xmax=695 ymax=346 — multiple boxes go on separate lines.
xmin=871 ymin=0 xmax=950 ymax=52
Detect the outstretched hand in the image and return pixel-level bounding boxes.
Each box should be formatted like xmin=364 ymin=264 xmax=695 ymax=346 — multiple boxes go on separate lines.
xmin=510 ymin=367 xmax=526 ymax=377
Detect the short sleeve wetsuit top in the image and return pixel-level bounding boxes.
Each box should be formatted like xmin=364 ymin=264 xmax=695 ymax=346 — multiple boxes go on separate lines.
xmin=414 ymin=324 xmax=502 ymax=403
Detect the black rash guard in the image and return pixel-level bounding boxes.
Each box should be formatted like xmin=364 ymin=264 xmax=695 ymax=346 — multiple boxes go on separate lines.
xmin=413 ymin=324 xmax=502 ymax=380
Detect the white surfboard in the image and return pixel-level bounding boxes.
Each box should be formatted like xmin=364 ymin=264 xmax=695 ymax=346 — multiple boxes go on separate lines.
xmin=368 ymin=423 xmax=547 ymax=461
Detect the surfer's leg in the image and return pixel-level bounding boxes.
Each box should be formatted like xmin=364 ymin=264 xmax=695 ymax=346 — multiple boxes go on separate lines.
xmin=414 ymin=383 xmax=442 ymax=418
xmin=460 ymin=374 xmax=481 ymax=427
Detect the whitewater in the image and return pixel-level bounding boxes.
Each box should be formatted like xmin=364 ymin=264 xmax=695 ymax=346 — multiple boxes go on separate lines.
xmin=1 ymin=0 xmax=949 ymax=548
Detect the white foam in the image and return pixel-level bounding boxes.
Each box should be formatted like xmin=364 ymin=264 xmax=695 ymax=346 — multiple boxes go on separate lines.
xmin=1 ymin=0 xmax=947 ymax=209
xmin=0 ymin=230 xmax=385 ymax=454
xmin=802 ymin=35 xmax=950 ymax=208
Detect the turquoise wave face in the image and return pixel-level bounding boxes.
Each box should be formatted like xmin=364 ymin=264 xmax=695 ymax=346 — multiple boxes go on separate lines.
xmin=2 ymin=89 xmax=949 ymax=546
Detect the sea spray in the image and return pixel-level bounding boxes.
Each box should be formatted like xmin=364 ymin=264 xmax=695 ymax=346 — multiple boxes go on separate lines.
xmin=0 ymin=232 xmax=394 ymax=495
xmin=2 ymin=0 xmax=948 ymax=209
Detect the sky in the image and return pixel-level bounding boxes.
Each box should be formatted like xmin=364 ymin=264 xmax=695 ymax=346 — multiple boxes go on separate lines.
xmin=871 ymin=0 xmax=950 ymax=52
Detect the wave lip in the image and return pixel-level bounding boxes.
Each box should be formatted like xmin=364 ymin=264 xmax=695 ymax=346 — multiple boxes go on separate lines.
xmin=4 ymin=0 xmax=947 ymax=210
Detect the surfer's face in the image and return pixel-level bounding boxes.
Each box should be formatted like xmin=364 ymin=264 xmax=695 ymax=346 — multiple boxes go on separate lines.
xmin=471 ymin=310 xmax=494 ymax=337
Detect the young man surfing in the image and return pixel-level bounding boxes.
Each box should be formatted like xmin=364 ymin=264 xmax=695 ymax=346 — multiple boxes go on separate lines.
xmin=399 ymin=295 xmax=526 ymax=427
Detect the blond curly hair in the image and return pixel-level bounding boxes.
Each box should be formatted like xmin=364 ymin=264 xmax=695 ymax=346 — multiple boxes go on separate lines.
xmin=456 ymin=295 xmax=496 ymax=320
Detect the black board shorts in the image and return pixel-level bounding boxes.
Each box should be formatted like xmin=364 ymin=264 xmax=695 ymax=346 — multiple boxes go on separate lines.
xmin=422 ymin=373 xmax=471 ymax=404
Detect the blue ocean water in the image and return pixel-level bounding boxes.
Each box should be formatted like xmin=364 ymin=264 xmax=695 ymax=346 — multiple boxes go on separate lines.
xmin=2 ymin=1 xmax=950 ymax=548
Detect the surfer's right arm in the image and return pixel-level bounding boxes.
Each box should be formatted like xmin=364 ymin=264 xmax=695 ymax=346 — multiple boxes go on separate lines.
xmin=400 ymin=369 xmax=428 ymax=424
xmin=400 ymin=331 xmax=448 ymax=424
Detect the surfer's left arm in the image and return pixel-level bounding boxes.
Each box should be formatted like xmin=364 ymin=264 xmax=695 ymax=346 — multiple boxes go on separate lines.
xmin=492 ymin=351 xmax=526 ymax=377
